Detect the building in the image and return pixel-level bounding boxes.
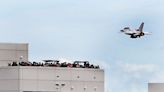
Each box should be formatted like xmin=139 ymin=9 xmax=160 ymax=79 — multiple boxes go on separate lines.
xmin=148 ymin=83 xmax=164 ymax=92
xmin=0 ymin=43 xmax=104 ymax=92
xmin=0 ymin=43 xmax=28 ymax=66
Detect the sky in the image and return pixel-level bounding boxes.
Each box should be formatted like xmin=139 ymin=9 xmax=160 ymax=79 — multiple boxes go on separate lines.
xmin=0 ymin=0 xmax=164 ymax=92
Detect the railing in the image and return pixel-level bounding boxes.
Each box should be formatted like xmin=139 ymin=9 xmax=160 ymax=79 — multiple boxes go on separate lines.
xmin=8 ymin=60 xmax=100 ymax=69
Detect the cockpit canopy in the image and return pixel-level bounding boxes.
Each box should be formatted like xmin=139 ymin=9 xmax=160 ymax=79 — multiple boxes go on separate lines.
xmin=124 ymin=27 xmax=130 ymax=29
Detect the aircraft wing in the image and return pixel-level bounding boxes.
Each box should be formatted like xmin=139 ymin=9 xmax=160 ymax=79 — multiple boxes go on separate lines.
xmin=124 ymin=31 xmax=137 ymax=35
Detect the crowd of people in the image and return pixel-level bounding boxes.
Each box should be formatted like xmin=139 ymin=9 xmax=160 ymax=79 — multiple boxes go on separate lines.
xmin=8 ymin=60 xmax=100 ymax=69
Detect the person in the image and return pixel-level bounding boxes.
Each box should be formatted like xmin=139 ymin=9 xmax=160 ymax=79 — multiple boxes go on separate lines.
xmin=12 ymin=62 xmax=18 ymax=66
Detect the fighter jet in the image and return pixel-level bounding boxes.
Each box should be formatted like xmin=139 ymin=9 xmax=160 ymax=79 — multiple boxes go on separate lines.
xmin=120 ymin=22 xmax=151 ymax=38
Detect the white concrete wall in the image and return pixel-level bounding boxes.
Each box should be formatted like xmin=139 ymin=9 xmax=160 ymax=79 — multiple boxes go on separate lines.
xmin=0 ymin=67 xmax=19 ymax=92
xmin=19 ymin=67 xmax=104 ymax=92
xmin=0 ymin=43 xmax=28 ymax=66
xmin=148 ymin=83 xmax=164 ymax=92
xmin=0 ymin=66 xmax=104 ymax=92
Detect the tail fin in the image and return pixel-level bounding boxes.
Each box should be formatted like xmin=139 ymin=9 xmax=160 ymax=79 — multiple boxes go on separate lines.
xmin=139 ymin=22 xmax=144 ymax=31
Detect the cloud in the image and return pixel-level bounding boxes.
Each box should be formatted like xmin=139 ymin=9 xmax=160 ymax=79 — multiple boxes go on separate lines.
xmin=109 ymin=62 xmax=159 ymax=92
xmin=150 ymin=71 xmax=164 ymax=83
xmin=118 ymin=63 xmax=158 ymax=73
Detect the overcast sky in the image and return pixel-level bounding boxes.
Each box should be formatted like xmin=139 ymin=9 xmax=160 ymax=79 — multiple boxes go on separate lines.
xmin=0 ymin=0 xmax=164 ymax=92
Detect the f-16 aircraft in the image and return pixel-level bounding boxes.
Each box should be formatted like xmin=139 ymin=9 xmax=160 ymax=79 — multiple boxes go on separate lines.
xmin=120 ymin=22 xmax=151 ymax=38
